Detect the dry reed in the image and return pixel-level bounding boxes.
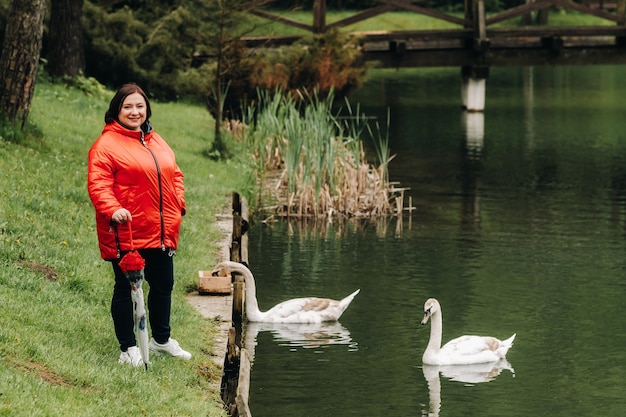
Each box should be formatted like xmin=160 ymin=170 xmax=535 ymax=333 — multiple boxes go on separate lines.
xmin=227 ymin=89 xmax=409 ymax=218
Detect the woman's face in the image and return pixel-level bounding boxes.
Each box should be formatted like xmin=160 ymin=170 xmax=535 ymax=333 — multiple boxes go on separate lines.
xmin=118 ymin=92 xmax=147 ymax=131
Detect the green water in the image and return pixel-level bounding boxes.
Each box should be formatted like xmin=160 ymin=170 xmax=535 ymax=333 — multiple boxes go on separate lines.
xmin=244 ymin=65 xmax=626 ymax=417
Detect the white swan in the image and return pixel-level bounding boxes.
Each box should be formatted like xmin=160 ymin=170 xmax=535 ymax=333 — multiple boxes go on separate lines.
xmin=421 ymin=298 xmax=516 ymax=365
xmin=211 ymin=261 xmax=360 ymax=323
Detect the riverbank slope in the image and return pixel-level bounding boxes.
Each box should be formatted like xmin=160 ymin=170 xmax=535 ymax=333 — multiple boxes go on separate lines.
xmin=0 ymin=81 xmax=251 ymax=416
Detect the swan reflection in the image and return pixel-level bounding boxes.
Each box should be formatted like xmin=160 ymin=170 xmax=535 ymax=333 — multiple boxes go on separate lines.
xmin=422 ymin=360 xmax=515 ymax=416
xmin=243 ymin=321 xmax=357 ymax=356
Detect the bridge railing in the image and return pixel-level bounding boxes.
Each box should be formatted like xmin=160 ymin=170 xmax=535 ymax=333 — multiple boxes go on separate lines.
xmin=243 ymin=0 xmax=626 ymax=68
xmin=244 ymin=0 xmax=626 ymax=43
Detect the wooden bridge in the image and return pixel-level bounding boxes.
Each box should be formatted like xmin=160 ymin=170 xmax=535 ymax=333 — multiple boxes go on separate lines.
xmin=244 ymin=0 xmax=626 ymax=110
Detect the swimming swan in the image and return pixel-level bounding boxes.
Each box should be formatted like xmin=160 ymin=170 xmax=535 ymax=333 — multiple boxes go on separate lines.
xmin=421 ymin=298 xmax=516 ymax=365
xmin=211 ymin=261 xmax=360 ymax=323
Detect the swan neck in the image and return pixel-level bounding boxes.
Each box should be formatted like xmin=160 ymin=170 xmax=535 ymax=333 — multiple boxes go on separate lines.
xmin=428 ymin=310 xmax=443 ymax=353
xmin=237 ymin=265 xmax=262 ymax=320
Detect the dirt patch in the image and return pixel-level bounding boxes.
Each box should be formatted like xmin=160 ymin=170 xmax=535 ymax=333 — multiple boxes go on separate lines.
xmin=6 ymin=356 xmax=70 ymax=387
xmin=18 ymin=260 xmax=59 ymax=281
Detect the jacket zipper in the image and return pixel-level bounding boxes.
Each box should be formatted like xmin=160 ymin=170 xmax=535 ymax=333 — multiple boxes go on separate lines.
xmin=140 ymin=132 xmax=166 ymax=251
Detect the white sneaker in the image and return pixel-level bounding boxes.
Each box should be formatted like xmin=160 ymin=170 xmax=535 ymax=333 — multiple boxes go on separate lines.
xmin=118 ymin=346 xmax=144 ymax=367
xmin=148 ymin=338 xmax=191 ymax=360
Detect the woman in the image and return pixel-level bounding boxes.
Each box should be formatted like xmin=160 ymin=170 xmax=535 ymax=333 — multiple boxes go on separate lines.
xmin=88 ymin=83 xmax=191 ymax=366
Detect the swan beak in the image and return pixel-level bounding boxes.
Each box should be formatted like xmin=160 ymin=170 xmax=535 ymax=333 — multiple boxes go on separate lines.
xmin=421 ymin=310 xmax=431 ymax=325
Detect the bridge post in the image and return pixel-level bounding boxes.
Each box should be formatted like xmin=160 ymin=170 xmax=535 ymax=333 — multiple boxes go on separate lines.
xmin=461 ymin=0 xmax=489 ymax=112
xmin=461 ymin=66 xmax=489 ymax=112
xmin=313 ymin=0 xmax=326 ymax=33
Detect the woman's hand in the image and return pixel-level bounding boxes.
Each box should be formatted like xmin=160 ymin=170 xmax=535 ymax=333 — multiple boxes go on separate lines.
xmin=112 ymin=208 xmax=132 ymax=224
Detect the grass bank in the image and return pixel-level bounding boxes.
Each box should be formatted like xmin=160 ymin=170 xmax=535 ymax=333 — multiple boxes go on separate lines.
xmin=0 ymin=80 xmax=253 ymax=416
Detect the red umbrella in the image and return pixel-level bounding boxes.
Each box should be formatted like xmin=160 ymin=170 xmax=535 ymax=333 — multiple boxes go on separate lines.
xmin=118 ymin=223 xmax=149 ymax=370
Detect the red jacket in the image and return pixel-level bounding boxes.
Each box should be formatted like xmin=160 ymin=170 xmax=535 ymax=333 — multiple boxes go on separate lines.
xmin=88 ymin=121 xmax=185 ymax=260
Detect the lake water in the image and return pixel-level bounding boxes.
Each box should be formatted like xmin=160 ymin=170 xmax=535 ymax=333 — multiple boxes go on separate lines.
xmin=242 ymin=65 xmax=626 ymax=416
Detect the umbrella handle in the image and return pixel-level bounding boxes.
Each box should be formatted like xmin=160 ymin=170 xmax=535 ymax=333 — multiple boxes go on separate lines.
xmin=128 ymin=221 xmax=134 ymax=251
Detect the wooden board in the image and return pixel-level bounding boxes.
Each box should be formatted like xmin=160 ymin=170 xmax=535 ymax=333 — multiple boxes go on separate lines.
xmin=198 ymin=271 xmax=232 ymax=295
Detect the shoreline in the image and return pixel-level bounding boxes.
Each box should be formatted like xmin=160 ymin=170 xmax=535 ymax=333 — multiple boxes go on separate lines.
xmin=186 ymin=211 xmax=233 ymax=377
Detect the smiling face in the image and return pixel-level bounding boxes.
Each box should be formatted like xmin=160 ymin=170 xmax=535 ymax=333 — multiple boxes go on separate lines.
xmin=118 ymin=92 xmax=147 ymax=131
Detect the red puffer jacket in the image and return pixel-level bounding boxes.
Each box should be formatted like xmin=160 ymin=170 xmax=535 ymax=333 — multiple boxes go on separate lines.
xmin=88 ymin=121 xmax=185 ymax=260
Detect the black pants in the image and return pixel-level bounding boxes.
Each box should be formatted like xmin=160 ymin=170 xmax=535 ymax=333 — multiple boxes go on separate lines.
xmin=111 ymin=248 xmax=174 ymax=351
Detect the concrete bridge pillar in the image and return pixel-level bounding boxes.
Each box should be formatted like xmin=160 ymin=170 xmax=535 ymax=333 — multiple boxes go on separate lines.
xmin=461 ymin=66 xmax=489 ymax=112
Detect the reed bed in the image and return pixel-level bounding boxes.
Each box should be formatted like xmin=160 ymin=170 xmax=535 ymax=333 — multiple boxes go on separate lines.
xmin=227 ymin=90 xmax=407 ymax=218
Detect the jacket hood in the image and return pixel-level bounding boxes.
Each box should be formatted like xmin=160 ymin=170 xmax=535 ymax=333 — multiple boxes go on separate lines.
xmin=103 ymin=120 xmax=154 ymax=139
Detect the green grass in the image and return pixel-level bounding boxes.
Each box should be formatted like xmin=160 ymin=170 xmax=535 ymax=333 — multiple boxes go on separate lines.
xmin=0 ymin=80 xmax=253 ymax=417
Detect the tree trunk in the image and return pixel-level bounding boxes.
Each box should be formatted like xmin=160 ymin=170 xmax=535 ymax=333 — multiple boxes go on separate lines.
xmin=0 ymin=0 xmax=47 ymax=128
xmin=47 ymin=0 xmax=85 ymax=78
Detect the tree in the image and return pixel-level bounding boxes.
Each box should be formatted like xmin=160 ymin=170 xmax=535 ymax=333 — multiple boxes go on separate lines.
xmin=81 ymin=1 xmax=215 ymax=100
xmin=46 ymin=0 xmax=85 ymax=78
xmin=0 ymin=0 xmax=47 ymax=128
xmin=204 ymin=0 xmax=267 ymax=159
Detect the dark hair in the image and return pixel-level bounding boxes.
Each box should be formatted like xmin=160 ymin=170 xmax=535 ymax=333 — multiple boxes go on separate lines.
xmin=104 ymin=83 xmax=152 ymax=128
